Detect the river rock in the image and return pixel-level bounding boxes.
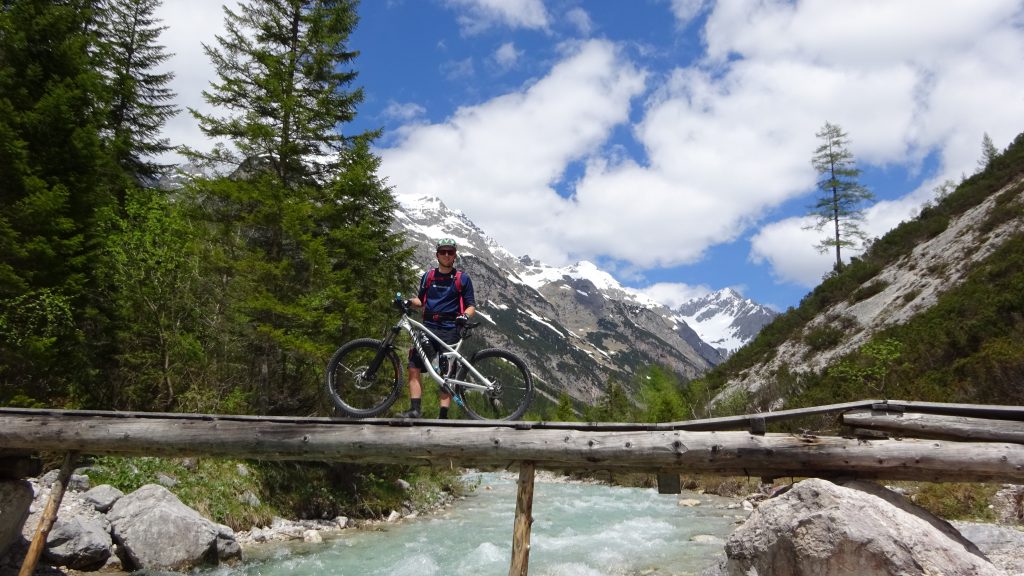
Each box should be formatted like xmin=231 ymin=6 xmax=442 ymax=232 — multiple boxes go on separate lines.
xmin=952 ymin=521 xmax=1024 ymax=575
xmin=0 ymin=480 xmax=32 ymax=558
xmin=81 ymin=484 xmax=123 ymax=513
xmin=722 ymin=478 xmax=1004 ymax=576
xmin=107 ymin=484 xmax=221 ymax=571
xmin=215 ymin=523 xmax=242 ymax=563
xmin=44 ymin=514 xmax=112 ymax=569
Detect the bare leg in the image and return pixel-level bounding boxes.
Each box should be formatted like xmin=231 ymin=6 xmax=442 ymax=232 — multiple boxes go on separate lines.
xmin=408 ymin=367 xmax=422 ymax=399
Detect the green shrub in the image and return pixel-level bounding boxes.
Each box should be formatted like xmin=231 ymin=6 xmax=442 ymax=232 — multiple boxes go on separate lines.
xmin=912 ymin=482 xmax=999 ymax=521
xmin=849 ymin=280 xmax=889 ymax=303
xmin=803 ymin=324 xmax=845 ymax=352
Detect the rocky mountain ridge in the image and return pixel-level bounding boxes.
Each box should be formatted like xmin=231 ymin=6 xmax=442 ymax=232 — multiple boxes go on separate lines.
xmin=713 ymin=172 xmax=1024 ymax=408
xmin=392 ymin=194 xmax=776 ymax=406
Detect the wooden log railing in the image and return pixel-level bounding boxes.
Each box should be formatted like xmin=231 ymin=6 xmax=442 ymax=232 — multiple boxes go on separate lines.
xmin=2 ymin=401 xmax=1022 ymax=576
xmin=1 ymin=405 xmax=1023 ymax=483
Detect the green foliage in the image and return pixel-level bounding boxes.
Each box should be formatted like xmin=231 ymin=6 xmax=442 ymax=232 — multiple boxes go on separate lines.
xmin=554 ymin=391 xmax=577 ymax=421
xmin=177 ymin=1 xmax=414 ymax=415
xmin=635 ymin=365 xmax=686 ymax=423
xmin=586 ymin=380 xmax=632 ymax=421
xmin=849 ymin=280 xmax=889 ymax=303
xmin=99 ymin=187 xmax=209 ymax=410
xmin=95 ymin=0 xmax=178 ymax=183
xmin=0 ymin=0 xmax=116 ymax=405
xmin=87 ymin=456 xmax=274 ymax=529
xmin=912 ymin=482 xmax=999 ymax=522
xmin=807 ymin=122 xmax=875 ymax=268
xmin=85 ymin=456 xmax=470 ymax=529
xmin=803 ymin=324 xmax=844 ymax=353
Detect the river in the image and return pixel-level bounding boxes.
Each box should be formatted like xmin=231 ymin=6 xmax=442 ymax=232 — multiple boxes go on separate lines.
xmin=202 ymin=471 xmax=745 ymax=576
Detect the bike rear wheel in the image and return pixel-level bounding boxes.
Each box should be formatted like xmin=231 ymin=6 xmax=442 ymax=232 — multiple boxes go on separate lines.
xmin=455 ymin=348 xmax=533 ymax=421
xmin=325 ymin=338 xmax=403 ymax=417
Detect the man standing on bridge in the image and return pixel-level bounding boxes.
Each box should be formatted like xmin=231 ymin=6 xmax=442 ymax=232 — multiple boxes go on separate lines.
xmin=397 ymin=238 xmax=476 ymax=419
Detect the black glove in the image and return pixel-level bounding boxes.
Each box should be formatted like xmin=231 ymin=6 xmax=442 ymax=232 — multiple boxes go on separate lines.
xmin=455 ymin=314 xmax=469 ymax=326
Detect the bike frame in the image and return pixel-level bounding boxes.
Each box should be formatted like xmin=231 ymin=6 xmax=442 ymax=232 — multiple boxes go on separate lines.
xmin=385 ymin=313 xmax=495 ymax=394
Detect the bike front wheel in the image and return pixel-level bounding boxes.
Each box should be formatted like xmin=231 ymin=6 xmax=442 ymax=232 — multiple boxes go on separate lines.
xmin=325 ymin=338 xmax=403 ymax=418
xmin=455 ymin=348 xmax=533 ymax=421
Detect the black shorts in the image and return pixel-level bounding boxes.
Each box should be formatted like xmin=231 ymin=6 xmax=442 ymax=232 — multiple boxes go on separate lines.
xmin=408 ymin=325 xmax=460 ymax=371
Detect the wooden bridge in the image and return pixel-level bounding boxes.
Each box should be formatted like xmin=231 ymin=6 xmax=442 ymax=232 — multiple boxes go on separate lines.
xmin=2 ymin=399 xmax=1023 ymax=575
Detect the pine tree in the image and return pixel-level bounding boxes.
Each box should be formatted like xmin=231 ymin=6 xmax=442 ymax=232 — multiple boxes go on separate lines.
xmin=189 ymin=0 xmax=363 ymax=183
xmin=978 ymin=133 xmax=998 ymax=172
xmin=554 ymin=391 xmax=576 ymax=421
xmin=185 ymin=0 xmax=413 ymax=414
xmin=0 ymin=0 xmax=116 ymax=405
xmin=94 ymin=0 xmax=178 ymax=184
xmin=806 ymin=122 xmax=875 ymax=270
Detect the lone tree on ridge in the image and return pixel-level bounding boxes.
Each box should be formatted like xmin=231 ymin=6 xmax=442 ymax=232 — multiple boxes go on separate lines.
xmin=806 ymin=121 xmax=874 ymax=270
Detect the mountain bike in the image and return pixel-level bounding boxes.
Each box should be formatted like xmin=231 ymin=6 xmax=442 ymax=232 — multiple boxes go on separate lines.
xmin=325 ymin=296 xmax=534 ymax=420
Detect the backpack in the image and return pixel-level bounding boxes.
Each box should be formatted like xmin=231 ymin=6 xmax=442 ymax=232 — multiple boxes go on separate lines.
xmin=423 ymin=268 xmax=465 ymax=317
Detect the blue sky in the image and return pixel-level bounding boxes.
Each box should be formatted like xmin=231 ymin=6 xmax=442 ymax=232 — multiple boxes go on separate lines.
xmin=159 ymin=0 xmax=1024 ymax=311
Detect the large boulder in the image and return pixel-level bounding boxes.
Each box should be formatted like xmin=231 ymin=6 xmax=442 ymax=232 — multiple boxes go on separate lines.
xmin=722 ymin=478 xmax=1004 ymax=576
xmin=107 ymin=484 xmax=220 ymax=571
xmin=0 ymin=480 xmax=32 ymax=558
xmin=44 ymin=514 xmax=112 ymax=570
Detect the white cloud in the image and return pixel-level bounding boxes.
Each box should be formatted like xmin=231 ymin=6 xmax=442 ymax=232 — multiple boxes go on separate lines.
xmin=379 ymin=40 xmax=647 ymax=266
xmin=158 ymin=0 xmax=1024 ymax=298
xmin=382 ymin=101 xmax=427 ymax=122
xmin=667 ymin=0 xmax=708 ymax=27
xmin=637 ymin=282 xmax=711 ymax=309
xmin=154 ymin=0 xmax=241 ymax=162
xmin=379 ymin=0 xmax=1024 ymax=286
xmin=492 ymin=42 xmax=522 ymax=70
xmin=750 ymin=217 xmax=836 ymax=286
xmin=565 ymin=7 xmax=593 ymax=36
xmin=443 ymin=0 xmax=550 ymax=34
xmin=441 ymin=57 xmax=476 ymax=80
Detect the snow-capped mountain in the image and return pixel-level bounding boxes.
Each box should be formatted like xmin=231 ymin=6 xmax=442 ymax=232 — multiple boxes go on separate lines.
xmin=675 ymin=288 xmax=778 ymax=357
xmin=392 ymin=194 xmax=776 ymax=406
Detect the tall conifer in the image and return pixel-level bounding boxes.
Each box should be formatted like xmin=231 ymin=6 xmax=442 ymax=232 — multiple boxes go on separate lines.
xmin=95 ymin=0 xmax=179 ymax=184
xmin=806 ymin=122 xmax=874 ymax=270
xmin=186 ymin=0 xmax=412 ymax=414
xmin=0 ymin=0 xmax=116 ymax=405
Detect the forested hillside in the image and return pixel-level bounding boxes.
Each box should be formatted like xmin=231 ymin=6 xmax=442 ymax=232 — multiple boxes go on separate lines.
xmin=0 ymin=1 xmax=413 ymax=416
xmin=693 ymin=131 xmax=1024 ymax=418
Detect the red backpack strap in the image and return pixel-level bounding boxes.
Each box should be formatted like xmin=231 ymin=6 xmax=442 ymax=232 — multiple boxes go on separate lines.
xmin=455 ymin=270 xmax=464 ymax=314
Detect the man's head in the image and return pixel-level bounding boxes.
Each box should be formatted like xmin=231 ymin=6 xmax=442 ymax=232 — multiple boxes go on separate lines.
xmin=435 ymin=238 xmax=457 ymax=265
xmin=435 ymin=238 xmax=457 ymax=254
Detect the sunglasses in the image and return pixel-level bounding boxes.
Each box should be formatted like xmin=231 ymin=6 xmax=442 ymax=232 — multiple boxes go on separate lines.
xmin=437 ymin=250 xmax=456 ymax=256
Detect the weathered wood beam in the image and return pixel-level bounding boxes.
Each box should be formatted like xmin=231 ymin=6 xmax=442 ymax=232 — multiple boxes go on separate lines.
xmin=1 ymin=413 xmax=1023 ymax=483
xmin=509 ymin=462 xmax=535 ymax=576
xmin=19 ymin=452 xmax=77 ymax=576
xmin=842 ymin=410 xmax=1024 ymax=443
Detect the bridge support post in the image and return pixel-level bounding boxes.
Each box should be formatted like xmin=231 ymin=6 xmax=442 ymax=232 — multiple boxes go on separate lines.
xmin=509 ymin=461 xmax=535 ymax=576
xmin=20 ymin=451 xmax=77 ymax=576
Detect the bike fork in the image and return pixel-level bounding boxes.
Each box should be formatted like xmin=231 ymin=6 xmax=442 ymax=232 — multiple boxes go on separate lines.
xmin=365 ymin=327 xmax=399 ymax=376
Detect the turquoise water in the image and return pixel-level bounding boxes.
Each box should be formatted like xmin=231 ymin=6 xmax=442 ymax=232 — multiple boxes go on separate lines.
xmin=205 ymin=472 xmax=743 ymax=576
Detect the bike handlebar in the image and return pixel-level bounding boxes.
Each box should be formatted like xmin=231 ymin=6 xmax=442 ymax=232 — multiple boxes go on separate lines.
xmin=394 ymin=294 xmax=481 ymax=337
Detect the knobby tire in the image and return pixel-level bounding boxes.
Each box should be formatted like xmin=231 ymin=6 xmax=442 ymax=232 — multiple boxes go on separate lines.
xmin=325 ymin=338 xmax=403 ymax=418
xmin=455 ymin=348 xmax=533 ymax=421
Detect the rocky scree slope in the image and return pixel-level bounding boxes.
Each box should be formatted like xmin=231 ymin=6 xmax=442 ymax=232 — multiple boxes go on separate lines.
xmin=709 ymin=152 xmax=1024 ymax=410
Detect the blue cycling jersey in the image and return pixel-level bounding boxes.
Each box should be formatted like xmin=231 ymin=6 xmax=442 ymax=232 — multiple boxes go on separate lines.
xmin=417 ymin=268 xmax=475 ymax=327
